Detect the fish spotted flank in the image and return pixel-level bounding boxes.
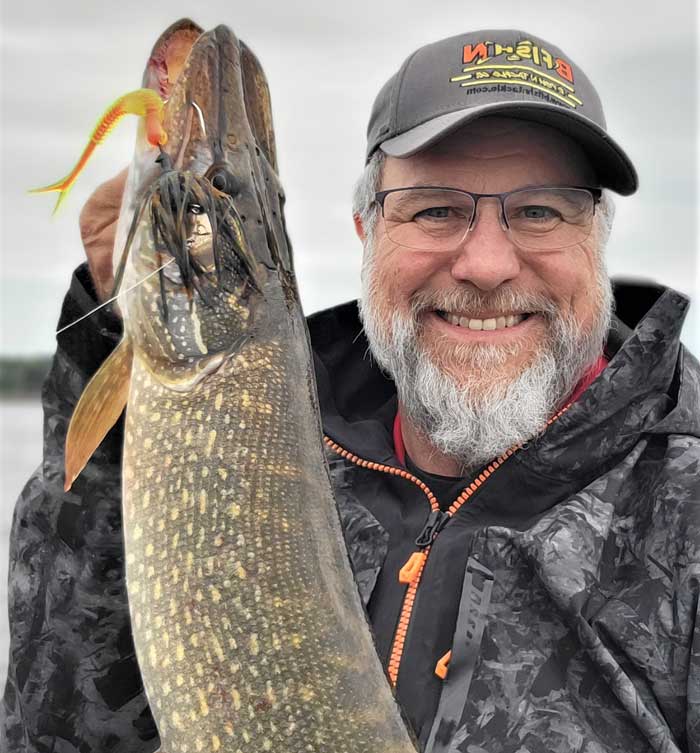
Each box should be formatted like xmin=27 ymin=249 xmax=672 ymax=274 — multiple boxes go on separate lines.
xmin=111 ymin=22 xmax=416 ymax=753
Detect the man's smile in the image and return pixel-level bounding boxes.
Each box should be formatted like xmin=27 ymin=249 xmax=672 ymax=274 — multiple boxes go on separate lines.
xmin=436 ymin=310 xmax=532 ymax=330
xmin=425 ymin=308 xmax=541 ymax=341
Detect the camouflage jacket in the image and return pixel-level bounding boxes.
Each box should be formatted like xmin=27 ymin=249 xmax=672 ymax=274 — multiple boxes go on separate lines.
xmin=2 ymin=266 xmax=699 ymax=753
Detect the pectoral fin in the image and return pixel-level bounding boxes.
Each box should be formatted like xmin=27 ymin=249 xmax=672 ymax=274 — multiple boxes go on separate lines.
xmin=65 ymin=337 xmax=133 ymax=491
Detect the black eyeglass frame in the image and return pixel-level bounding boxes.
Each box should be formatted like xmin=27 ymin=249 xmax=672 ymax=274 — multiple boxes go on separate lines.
xmin=372 ymin=185 xmax=603 ymax=252
xmin=374 ymin=184 xmax=602 ymax=222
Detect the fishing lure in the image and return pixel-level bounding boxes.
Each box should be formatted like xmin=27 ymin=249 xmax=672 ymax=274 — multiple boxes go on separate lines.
xmin=29 ymin=88 xmax=167 ymax=214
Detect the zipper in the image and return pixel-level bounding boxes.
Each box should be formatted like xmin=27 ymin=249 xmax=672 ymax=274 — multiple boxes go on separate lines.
xmin=323 ymin=436 xmax=440 ymax=685
xmin=322 ymin=402 xmax=571 ymax=687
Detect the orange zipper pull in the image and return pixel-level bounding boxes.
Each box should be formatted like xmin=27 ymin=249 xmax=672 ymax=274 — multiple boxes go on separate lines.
xmin=399 ymin=551 xmax=427 ymax=584
xmin=435 ymin=649 xmax=451 ymax=680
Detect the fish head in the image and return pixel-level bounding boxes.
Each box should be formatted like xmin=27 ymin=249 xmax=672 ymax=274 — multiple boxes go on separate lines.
xmin=118 ymin=23 xmax=293 ymax=391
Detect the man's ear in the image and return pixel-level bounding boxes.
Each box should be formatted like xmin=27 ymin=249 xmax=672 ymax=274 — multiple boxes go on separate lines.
xmin=353 ymin=213 xmax=366 ymax=242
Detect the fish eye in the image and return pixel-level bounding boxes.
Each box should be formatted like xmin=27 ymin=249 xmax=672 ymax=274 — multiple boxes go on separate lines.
xmin=211 ymin=171 xmax=228 ymax=191
xmin=206 ymin=165 xmax=240 ymax=197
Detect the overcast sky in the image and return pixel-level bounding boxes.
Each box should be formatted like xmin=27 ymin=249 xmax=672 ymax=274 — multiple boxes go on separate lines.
xmin=1 ymin=0 xmax=698 ymax=356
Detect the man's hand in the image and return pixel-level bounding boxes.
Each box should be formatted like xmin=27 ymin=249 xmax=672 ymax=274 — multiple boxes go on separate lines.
xmin=79 ymin=167 xmax=128 ymax=304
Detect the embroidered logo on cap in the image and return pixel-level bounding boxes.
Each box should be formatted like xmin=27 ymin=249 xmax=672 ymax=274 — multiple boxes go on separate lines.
xmin=449 ymin=39 xmax=583 ymax=109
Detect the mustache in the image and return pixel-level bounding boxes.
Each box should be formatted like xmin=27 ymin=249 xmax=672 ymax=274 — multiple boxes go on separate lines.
xmin=409 ymin=287 xmax=561 ymax=320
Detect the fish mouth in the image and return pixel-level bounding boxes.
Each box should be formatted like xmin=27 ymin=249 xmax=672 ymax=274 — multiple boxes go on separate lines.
xmin=142 ymin=18 xmax=204 ymax=100
xmin=119 ymin=21 xmax=292 ymax=383
xmin=150 ymin=23 xmax=289 ymax=276
xmin=159 ymin=25 xmax=274 ymax=181
xmin=120 ymin=22 xmax=289 ymax=299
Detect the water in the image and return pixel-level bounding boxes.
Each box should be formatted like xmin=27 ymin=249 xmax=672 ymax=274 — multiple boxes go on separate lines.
xmin=0 ymin=398 xmax=44 ymax=692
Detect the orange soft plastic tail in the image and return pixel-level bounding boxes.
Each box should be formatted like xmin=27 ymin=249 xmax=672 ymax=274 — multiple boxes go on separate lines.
xmin=29 ymin=88 xmax=167 ymax=214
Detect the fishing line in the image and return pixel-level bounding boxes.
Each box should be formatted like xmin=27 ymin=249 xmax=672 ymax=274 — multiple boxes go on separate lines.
xmin=55 ymin=258 xmax=176 ymax=335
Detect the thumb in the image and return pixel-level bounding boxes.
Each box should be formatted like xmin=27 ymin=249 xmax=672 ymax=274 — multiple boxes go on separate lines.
xmin=80 ymin=167 xmax=129 ymax=303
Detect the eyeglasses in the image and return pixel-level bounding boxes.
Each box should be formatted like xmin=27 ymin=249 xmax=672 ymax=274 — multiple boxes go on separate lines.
xmin=374 ymin=185 xmax=602 ymax=252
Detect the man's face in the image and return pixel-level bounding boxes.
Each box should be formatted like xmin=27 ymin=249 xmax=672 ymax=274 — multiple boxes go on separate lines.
xmin=358 ymin=117 xmax=613 ymax=468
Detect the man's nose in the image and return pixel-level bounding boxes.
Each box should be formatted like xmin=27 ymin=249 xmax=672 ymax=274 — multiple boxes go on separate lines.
xmin=448 ymin=199 xmax=521 ymax=291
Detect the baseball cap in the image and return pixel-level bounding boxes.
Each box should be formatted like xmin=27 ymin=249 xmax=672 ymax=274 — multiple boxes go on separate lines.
xmin=366 ymin=30 xmax=638 ymax=195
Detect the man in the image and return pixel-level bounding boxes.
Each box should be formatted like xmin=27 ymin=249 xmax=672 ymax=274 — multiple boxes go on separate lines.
xmin=2 ymin=28 xmax=699 ymax=753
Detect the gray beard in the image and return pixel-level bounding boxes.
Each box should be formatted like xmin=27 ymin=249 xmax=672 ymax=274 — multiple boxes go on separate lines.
xmin=358 ymin=254 xmax=613 ymax=474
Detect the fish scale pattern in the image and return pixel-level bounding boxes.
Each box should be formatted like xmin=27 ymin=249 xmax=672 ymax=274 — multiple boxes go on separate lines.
xmin=123 ymin=339 xmax=416 ymax=752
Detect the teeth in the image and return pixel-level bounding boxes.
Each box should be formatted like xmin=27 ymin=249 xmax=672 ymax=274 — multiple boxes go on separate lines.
xmin=442 ymin=312 xmax=527 ymax=330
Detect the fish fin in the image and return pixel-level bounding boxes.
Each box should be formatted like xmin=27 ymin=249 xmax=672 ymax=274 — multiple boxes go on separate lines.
xmin=65 ymin=338 xmax=133 ymax=492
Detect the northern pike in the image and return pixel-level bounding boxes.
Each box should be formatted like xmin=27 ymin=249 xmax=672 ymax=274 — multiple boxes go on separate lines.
xmin=63 ymin=19 xmax=418 ymax=753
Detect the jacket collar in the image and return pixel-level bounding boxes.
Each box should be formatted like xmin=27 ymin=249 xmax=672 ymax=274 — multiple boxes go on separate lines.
xmin=308 ymin=282 xmax=698 ymax=478
xmin=518 ymin=283 xmax=699 ymax=484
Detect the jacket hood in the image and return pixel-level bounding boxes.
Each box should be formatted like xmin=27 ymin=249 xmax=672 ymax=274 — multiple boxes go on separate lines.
xmin=308 ymin=281 xmax=700 ymax=480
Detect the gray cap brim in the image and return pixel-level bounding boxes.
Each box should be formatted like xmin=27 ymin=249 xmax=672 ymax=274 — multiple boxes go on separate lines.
xmin=380 ymin=102 xmax=638 ymax=196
